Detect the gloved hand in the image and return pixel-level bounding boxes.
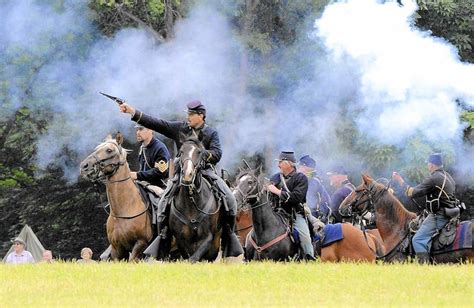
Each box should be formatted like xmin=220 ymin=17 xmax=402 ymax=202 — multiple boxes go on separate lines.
xmin=202 ymin=150 xmax=212 ymax=162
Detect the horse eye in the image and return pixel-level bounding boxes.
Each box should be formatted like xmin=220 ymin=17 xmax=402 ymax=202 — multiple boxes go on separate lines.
xmin=248 ymin=180 xmax=254 ymax=185
xmin=106 ymin=149 xmax=113 ymax=153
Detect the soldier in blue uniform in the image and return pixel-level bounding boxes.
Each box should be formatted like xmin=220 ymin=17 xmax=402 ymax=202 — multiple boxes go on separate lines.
xmin=297 ymin=155 xmax=331 ymax=223
xmin=132 ymin=125 xmax=170 ymax=190
xmin=119 ymin=100 xmax=243 ymax=258
xmin=327 ymin=166 xmax=355 ymax=223
xmin=267 ymin=151 xmax=315 ymax=260
xmin=392 ymin=153 xmax=456 ymax=263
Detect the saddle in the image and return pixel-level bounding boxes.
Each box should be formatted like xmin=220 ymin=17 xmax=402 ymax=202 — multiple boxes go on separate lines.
xmin=136 ymin=181 xmax=163 ymax=225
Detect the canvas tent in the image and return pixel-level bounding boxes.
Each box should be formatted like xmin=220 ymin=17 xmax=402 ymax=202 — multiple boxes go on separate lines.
xmin=2 ymin=225 xmax=46 ymax=263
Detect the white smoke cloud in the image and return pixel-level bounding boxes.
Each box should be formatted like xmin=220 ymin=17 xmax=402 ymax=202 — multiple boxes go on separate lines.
xmin=3 ymin=0 xmax=474 ymax=182
xmin=314 ymin=0 xmax=474 ymax=144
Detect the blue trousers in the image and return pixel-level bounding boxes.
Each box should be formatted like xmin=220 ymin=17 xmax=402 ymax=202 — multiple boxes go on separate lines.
xmin=294 ymin=213 xmax=314 ymax=258
xmin=412 ymin=213 xmax=449 ymax=253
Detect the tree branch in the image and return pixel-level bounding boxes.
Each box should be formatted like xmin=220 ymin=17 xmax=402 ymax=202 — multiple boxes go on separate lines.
xmin=116 ymin=5 xmax=166 ymax=44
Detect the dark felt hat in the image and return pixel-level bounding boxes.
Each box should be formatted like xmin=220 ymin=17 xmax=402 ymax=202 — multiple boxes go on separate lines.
xmin=186 ymin=100 xmax=206 ymax=115
xmin=276 ymin=151 xmax=297 ymax=163
xmin=298 ymin=155 xmax=316 ymax=169
xmin=427 ymin=153 xmax=443 ymax=166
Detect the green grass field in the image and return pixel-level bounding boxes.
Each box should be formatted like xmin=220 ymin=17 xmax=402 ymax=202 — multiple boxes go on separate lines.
xmin=1 ymin=261 xmax=473 ymax=307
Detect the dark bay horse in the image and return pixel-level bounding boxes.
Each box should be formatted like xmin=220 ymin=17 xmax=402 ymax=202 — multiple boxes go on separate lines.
xmin=168 ymin=134 xmax=221 ymax=262
xmin=232 ymin=164 xmax=258 ymax=246
xmin=339 ymin=174 xmax=474 ymax=263
xmin=233 ymin=167 xmax=378 ymax=262
xmin=80 ymin=133 xmax=152 ymax=261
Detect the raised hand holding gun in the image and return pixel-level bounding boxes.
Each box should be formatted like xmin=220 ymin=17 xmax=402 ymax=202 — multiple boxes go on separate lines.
xmin=99 ymin=92 xmax=136 ymax=115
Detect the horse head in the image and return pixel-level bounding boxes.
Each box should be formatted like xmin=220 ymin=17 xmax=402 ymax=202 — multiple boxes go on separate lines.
xmin=80 ymin=132 xmax=128 ymax=182
xmin=341 ymin=174 xmax=396 ymax=217
xmin=178 ymin=132 xmax=205 ymax=186
xmin=233 ymin=161 xmax=264 ymax=208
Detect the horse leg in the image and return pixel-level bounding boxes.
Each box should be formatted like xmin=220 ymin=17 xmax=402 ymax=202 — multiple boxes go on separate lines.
xmin=110 ymin=245 xmax=128 ymax=261
xmin=189 ymin=233 xmax=214 ymax=263
xmin=129 ymin=239 xmax=148 ymax=262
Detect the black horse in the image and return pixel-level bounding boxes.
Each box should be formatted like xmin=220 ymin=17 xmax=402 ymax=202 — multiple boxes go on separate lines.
xmin=233 ymin=166 xmax=297 ymax=261
xmin=234 ymin=166 xmax=382 ymax=262
xmin=168 ymin=134 xmax=222 ymax=262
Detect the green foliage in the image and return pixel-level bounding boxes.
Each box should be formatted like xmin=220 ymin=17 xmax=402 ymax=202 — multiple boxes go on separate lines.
xmin=90 ymin=0 xmax=186 ymax=38
xmin=460 ymin=111 xmax=474 ymax=127
xmin=415 ymin=0 xmax=474 ymax=62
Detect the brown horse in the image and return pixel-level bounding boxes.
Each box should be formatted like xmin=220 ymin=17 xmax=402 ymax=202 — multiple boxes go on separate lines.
xmin=233 ymin=166 xmax=378 ymax=262
xmin=340 ymin=174 xmax=474 ymax=263
xmin=80 ymin=133 xmax=152 ymax=261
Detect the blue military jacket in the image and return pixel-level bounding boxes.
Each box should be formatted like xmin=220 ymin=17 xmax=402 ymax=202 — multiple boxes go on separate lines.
xmin=137 ymin=137 xmax=170 ymax=188
xmin=269 ymin=170 xmax=308 ymax=216
xmin=329 ymin=179 xmax=355 ymax=223
xmin=307 ymin=175 xmax=331 ymax=217
xmin=132 ymin=110 xmax=222 ymax=165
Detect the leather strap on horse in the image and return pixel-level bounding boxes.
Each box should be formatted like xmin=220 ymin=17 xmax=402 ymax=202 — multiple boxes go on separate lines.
xmin=248 ymin=229 xmax=289 ymax=255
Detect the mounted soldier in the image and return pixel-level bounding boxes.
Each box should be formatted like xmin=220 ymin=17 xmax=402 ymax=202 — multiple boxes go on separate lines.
xmin=327 ymin=166 xmax=355 ymax=223
xmin=132 ymin=124 xmax=170 ymax=194
xmin=392 ymin=153 xmax=457 ymax=263
xmin=266 ymin=151 xmax=315 ymax=260
xmin=118 ymin=100 xmax=243 ymax=259
xmin=297 ymin=155 xmax=331 ymax=223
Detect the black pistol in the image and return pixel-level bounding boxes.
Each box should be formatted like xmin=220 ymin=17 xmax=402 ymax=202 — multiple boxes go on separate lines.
xmin=99 ymin=92 xmax=126 ymax=105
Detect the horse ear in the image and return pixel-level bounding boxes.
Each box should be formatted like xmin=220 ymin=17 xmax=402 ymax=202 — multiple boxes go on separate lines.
xmin=116 ymin=131 xmax=124 ymax=146
xmin=242 ymin=159 xmax=252 ymax=170
xmin=362 ymin=174 xmax=373 ymax=185
xmin=179 ymin=132 xmax=187 ymax=142
xmin=257 ymin=165 xmax=263 ymax=175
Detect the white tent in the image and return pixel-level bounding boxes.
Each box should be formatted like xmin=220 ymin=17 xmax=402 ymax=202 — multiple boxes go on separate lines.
xmin=3 ymin=225 xmax=46 ymax=263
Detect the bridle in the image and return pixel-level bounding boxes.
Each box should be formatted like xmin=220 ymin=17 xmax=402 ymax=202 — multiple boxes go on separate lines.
xmin=234 ymin=173 xmax=261 ymax=207
xmin=179 ymin=141 xmax=205 ymax=189
xmin=89 ymin=141 xmax=128 ymax=183
xmin=341 ymin=180 xmax=392 ymax=218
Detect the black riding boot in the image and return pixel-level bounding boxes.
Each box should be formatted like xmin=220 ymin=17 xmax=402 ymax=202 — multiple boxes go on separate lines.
xmin=416 ymin=252 xmax=430 ymax=264
xmin=143 ymin=216 xmax=170 ymax=259
xmin=222 ymin=214 xmax=244 ymax=257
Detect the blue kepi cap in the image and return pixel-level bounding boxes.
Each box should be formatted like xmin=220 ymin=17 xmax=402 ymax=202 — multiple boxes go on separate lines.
xmin=428 ymin=153 xmax=443 ymax=166
xmin=298 ymin=155 xmax=316 ymax=169
xmin=277 ymin=151 xmax=296 ymax=163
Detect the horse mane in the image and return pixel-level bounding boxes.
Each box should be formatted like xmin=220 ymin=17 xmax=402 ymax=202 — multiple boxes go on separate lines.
xmin=373 ymin=181 xmax=416 ymax=225
xmin=181 ymin=133 xmax=203 ymax=148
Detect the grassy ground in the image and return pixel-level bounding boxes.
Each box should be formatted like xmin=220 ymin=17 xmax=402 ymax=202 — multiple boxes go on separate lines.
xmin=0 ymin=261 xmax=473 ymax=307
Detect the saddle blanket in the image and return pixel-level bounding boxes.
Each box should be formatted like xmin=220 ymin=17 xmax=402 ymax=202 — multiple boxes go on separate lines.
xmin=450 ymin=221 xmax=472 ymax=250
xmin=321 ymin=223 xmax=344 ymax=247
xmin=432 ymin=221 xmax=472 ymax=254
xmin=313 ymin=223 xmax=344 ymax=247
